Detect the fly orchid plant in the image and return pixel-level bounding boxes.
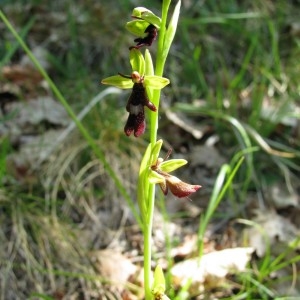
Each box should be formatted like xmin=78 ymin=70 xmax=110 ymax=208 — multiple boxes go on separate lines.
xmin=101 ymin=1 xmax=201 ymax=299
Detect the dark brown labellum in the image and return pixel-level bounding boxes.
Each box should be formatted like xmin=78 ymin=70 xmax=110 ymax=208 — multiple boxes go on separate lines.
xmin=123 ymin=80 xmax=157 ymax=137
xmin=129 ymin=24 xmax=158 ymax=50
xmin=124 ymin=106 xmax=145 ymax=137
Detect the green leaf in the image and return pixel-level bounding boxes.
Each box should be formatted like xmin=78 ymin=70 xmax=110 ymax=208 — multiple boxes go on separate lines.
xmin=130 ymin=48 xmax=145 ymax=75
xmin=101 ymin=75 xmax=133 ymax=89
xmin=144 ymin=75 xmax=170 ymax=89
xmin=160 ymin=158 xmax=187 ymax=173
xmin=126 ymin=20 xmax=149 ymax=37
xmin=152 ymin=265 xmax=166 ymax=297
xmin=29 ymin=293 xmax=54 ymax=300
xmin=163 ymin=0 xmax=181 ymax=59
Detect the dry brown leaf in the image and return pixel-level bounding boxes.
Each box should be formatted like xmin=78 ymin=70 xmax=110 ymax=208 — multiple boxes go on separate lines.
xmin=171 ymin=247 xmax=254 ymax=293
xmin=165 ymin=109 xmax=207 ymax=139
xmin=2 ymin=65 xmax=43 ymax=85
xmin=2 ymin=96 xmax=69 ymax=140
xmin=14 ymin=96 xmax=69 ymax=127
xmin=5 ymin=129 xmax=70 ymax=185
xmin=3 ymin=95 xmax=70 ymax=183
xmin=269 ymin=267 xmax=300 ymax=297
xmin=170 ymin=234 xmax=198 ymax=258
xmin=90 ymin=249 xmax=138 ymax=289
xmin=188 ymin=145 xmax=226 ymax=169
xmin=245 ymin=210 xmax=300 ymax=257
xmin=269 ymin=182 xmax=299 ymax=209
xmin=2 ymin=96 xmax=69 ymax=151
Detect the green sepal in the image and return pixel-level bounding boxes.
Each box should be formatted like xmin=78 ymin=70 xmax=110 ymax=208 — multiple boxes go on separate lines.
xmin=131 ymin=7 xmax=161 ymax=29
xmin=130 ymin=48 xmax=145 ymax=75
xmin=131 ymin=7 xmax=151 ymax=19
xmin=152 ymin=265 xmax=166 ymax=298
xmin=101 ymin=75 xmax=133 ymax=89
xmin=160 ymin=158 xmax=187 ymax=173
xmin=148 ymin=170 xmax=165 ymax=184
xmin=144 ymin=76 xmax=170 ymax=89
xmin=126 ymin=20 xmax=149 ymax=37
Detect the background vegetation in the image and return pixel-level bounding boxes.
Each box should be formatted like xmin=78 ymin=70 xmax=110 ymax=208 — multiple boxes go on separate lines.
xmin=0 ymin=0 xmax=299 ymax=299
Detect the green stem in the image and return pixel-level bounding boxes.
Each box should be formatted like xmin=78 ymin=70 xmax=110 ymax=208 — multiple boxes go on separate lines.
xmin=144 ymin=1 xmax=171 ymax=299
xmin=0 ymin=9 xmax=143 ymax=229
xmin=144 ymin=184 xmax=156 ymax=300
xmin=149 ymin=0 xmax=171 ymax=146
xmin=156 ymin=0 xmax=171 ymax=77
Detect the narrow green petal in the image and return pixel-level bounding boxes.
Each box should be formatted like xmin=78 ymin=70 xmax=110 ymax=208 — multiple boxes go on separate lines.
xmin=130 ymin=48 xmax=145 ymax=75
xmin=145 ymin=49 xmax=154 ymax=76
xmin=101 ymin=75 xmax=133 ymax=89
xmin=150 ymin=139 xmax=163 ymax=165
xmin=160 ymin=159 xmax=187 ymax=173
xmin=144 ymin=75 xmax=170 ymax=89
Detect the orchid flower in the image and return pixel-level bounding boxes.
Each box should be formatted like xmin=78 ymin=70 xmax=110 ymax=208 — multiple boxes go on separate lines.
xmin=147 ymin=140 xmax=202 ymax=198
xmin=101 ymin=49 xmax=169 ymax=137
xmin=126 ymin=7 xmax=161 ymax=49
